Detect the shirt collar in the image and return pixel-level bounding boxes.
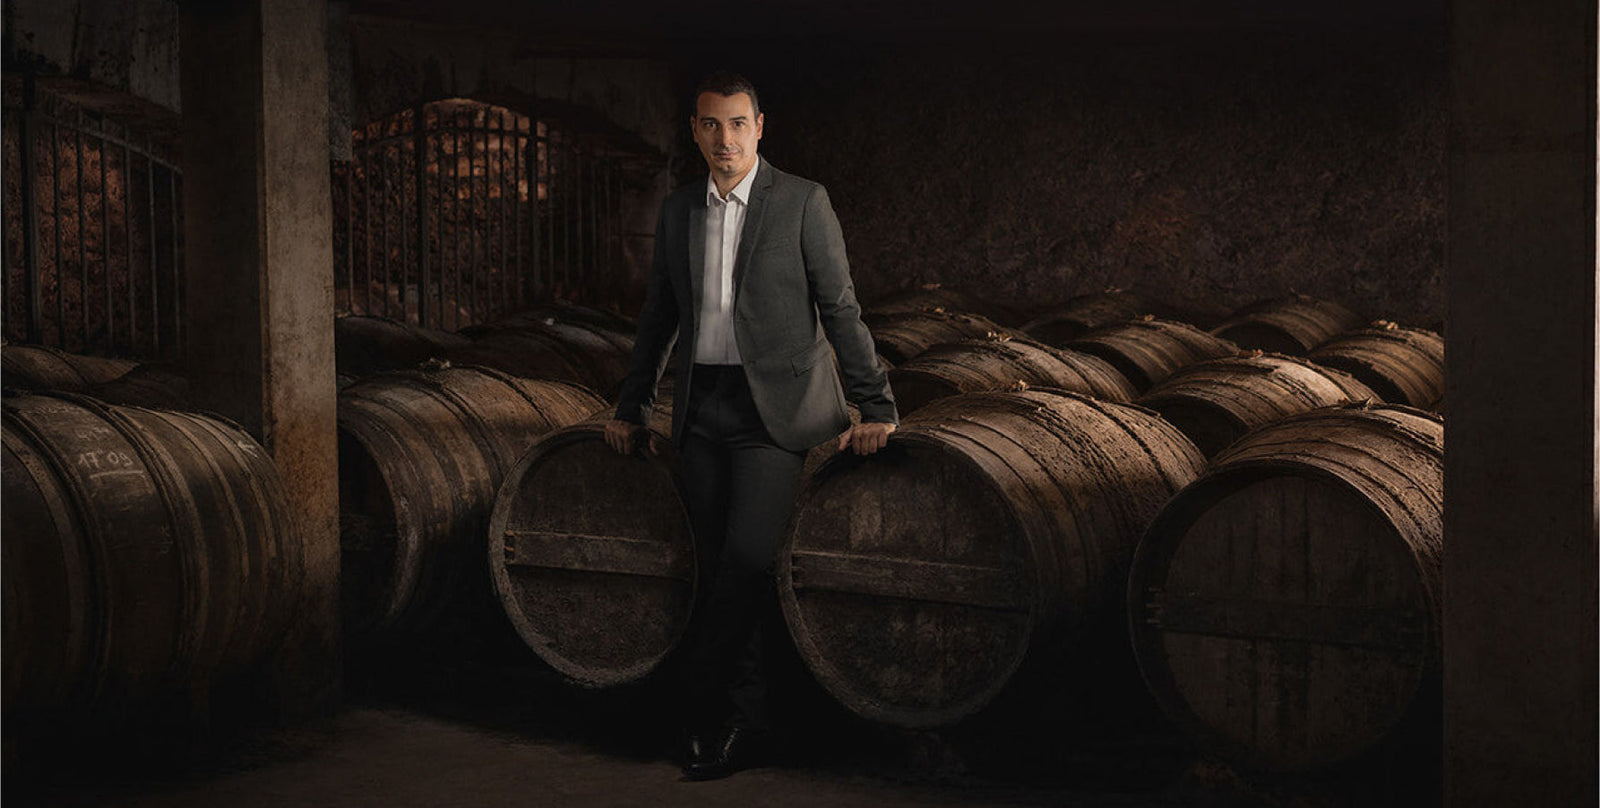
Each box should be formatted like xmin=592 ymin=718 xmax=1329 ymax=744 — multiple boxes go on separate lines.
xmin=706 ymin=157 xmax=760 ymax=206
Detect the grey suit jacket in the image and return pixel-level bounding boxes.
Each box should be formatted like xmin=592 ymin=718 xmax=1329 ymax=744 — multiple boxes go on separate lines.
xmin=613 ymin=158 xmax=897 ymax=452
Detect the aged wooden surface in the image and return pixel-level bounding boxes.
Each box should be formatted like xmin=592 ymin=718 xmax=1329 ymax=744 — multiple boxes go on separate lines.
xmin=2 ymin=392 xmax=302 ymax=715
xmin=1128 ymin=404 xmax=1443 ymax=771
xmin=333 ymin=315 xmax=471 ymax=378
xmin=450 ymin=319 xmax=634 ymax=400
xmin=1018 ymin=290 xmax=1150 ymax=346
xmin=87 ymin=363 xmax=192 ymax=410
xmin=487 ymin=419 xmax=694 ymax=688
xmin=1 ymin=344 xmax=139 ymax=393
xmin=336 ymin=364 xmax=602 ymax=634
xmin=491 ymin=302 xmax=638 ymax=335
xmin=1138 ymin=352 xmax=1377 ymax=458
xmin=863 ymin=309 xmax=1020 ymax=365
xmin=1308 ymin=322 xmax=1444 ymax=410
xmin=780 ymin=389 xmax=1205 ymax=728
xmin=1065 ymin=316 xmax=1239 ymax=392
xmin=888 ymin=334 xmax=1136 ymax=414
xmin=1209 ymin=295 xmax=1364 ymax=356
xmin=865 ymin=285 xmax=1020 ymax=327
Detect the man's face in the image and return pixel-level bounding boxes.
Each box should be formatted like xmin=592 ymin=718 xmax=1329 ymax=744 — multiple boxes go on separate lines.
xmin=692 ymin=91 xmax=763 ymax=182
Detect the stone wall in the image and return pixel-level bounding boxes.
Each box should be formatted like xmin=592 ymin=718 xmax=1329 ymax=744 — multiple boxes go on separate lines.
xmin=748 ymin=26 xmax=1447 ymax=328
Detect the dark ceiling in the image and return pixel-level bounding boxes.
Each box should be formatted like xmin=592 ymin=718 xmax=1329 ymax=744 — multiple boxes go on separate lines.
xmin=351 ymin=0 xmax=1445 ymax=52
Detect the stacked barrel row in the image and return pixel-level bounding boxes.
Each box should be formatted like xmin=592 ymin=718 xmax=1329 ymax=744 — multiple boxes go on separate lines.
xmin=331 ymin=306 xmax=633 ymax=666
xmin=0 ymin=302 xmax=643 ymax=731
xmin=748 ymin=286 xmax=1448 ymax=774
xmin=3 ymin=393 xmax=306 ymax=728
xmin=1 ymin=287 xmax=1448 ymax=777
xmin=469 ymin=288 xmax=1443 ymax=700
xmin=331 ymin=303 xmax=644 ymax=660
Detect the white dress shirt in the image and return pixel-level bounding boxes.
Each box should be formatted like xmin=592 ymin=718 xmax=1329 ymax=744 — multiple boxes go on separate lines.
xmin=693 ymin=161 xmax=759 ymax=365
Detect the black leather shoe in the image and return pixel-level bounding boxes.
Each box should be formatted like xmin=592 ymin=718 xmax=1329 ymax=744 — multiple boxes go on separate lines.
xmin=681 ymin=726 xmax=769 ymax=781
xmin=679 ymin=728 xmax=708 ymax=768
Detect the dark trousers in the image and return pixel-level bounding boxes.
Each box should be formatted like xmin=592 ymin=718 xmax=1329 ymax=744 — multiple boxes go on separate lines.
xmin=676 ymin=363 xmax=806 ymax=733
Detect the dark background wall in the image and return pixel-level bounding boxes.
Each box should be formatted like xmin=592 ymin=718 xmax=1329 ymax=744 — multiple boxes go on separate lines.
xmin=6 ymin=0 xmax=1449 ymax=328
xmin=733 ymin=24 xmax=1446 ymax=326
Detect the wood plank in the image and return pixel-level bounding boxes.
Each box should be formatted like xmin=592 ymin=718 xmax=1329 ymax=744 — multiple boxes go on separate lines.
xmin=502 ymin=529 xmax=689 ymax=581
xmin=1148 ymin=591 xmax=1426 ymax=651
xmin=790 ymin=549 xmax=1027 ymax=611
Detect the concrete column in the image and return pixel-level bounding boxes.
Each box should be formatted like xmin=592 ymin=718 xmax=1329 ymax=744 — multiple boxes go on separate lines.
xmin=181 ymin=0 xmax=340 ymax=718
xmin=1445 ymin=2 xmax=1597 ymax=806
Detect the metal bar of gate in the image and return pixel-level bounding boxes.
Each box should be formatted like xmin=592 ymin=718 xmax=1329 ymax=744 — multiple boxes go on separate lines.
xmin=382 ymin=139 xmax=393 ymax=319
xmin=436 ymin=108 xmax=449 ymax=329
xmin=450 ymin=109 xmax=463 ymax=330
xmin=363 ymin=125 xmax=373 ymax=317
xmin=19 ymin=81 xmax=42 ymax=343
xmin=169 ymin=165 xmax=181 ymax=353
xmin=146 ymin=140 xmax=158 ymax=354
xmin=76 ymin=109 xmax=89 ymax=349
xmin=496 ymin=112 xmax=507 ymax=317
xmin=560 ymin=133 xmax=570 ymax=298
xmin=101 ymin=115 xmax=112 ymax=350
xmin=51 ymin=121 xmax=64 ymax=346
xmin=345 ymin=148 xmax=355 ymax=316
xmin=123 ymin=139 xmax=135 ymax=351
xmin=469 ymin=110 xmax=480 ymax=325
xmin=414 ymin=103 xmax=428 ymax=328
xmin=512 ymin=116 xmax=523 ymax=312
xmin=534 ymin=124 xmax=547 ymax=304
xmin=399 ymin=115 xmax=410 ymax=324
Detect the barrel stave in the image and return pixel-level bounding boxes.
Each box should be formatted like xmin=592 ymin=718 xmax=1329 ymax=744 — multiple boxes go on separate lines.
xmin=337 ymin=367 xmax=603 ymax=635
xmin=1129 ymin=405 xmax=1443 ymax=771
xmin=1067 ymin=318 xmax=1238 ymax=393
xmin=888 ymin=337 xmax=1135 ymax=415
xmin=1308 ymin=325 xmax=1445 ymax=410
xmin=1139 ymin=354 xmax=1378 ymax=458
xmin=782 ymin=389 xmax=1205 ymax=728
xmin=488 ymin=424 xmax=694 ymax=687
xmin=1 ymin=393 xmax=302 ymax=720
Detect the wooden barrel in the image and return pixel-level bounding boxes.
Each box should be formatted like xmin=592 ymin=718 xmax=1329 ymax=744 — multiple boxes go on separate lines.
xmin=490 ymin=302 xmax=637 ymax=335
xmin=778 ymin=389 xmax=1205 ymax=728
xmin=2 ymin=344 xmax=139 ymax=392
xmin=1019 ymin=290 xmax=1150 ymax=346
xmin=865 ymin=284 xmax=1017 ymax=325
xmin=1307 ymin=322 xmax=1444 ymax=410
xmin=887 ymin=335 xmax=1135 ymax=415
xmin=337 ymin=364 xmax=603 ymax=634
xmin=2 ymin=393 xmax=302 ymax=714
xmin=334 ymin=315 xmax=471 ymax=378
xmin=1209 ymin=295 xmax=1364 ymax=355
xmin=1127 ymin=404 xmax=1442 ymax=771
xmin=1138 ymin=353 xmax=1378 ymax=458
xmin=1065 ymin=316 xmax=1239 ymax=393
xmin=487 ymin=418 xmax=693 ymax=688
xmin=863 ymin=309 xmax=1017 ymax=365
xmin=88 ymin=364 xmax=192 ymax=410
xmin=450 ymin=320 xmax=633 ymax=399
xmin=484 ymin=384 xmax=860 ymax=689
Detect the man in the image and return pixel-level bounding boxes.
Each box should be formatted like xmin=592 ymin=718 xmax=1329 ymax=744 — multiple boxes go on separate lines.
xmin=603 ymin=72 xmax=897 ymax=781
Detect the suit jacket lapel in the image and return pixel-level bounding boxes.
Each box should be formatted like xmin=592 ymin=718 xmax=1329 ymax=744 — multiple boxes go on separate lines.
xmin=732 ymin=159 xmax=774 ymax=300
xmin=688 ymin=199 xmax=707 ymax=333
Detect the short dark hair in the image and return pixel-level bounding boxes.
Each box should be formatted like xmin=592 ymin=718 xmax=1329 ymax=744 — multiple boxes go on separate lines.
xmin=694 ymin=71 xmax=760 ymax=118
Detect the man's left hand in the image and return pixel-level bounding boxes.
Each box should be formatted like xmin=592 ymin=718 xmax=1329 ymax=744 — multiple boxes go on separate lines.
xmin=837 ymin=422 xmax=896 ymax=455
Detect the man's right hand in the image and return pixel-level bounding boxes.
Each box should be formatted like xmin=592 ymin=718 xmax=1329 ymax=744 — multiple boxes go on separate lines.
xmin=603 ymin=419 xmax=660 ymax=456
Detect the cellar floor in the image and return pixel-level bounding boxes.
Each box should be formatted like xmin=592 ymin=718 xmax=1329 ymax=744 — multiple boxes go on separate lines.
xmin=6 ymin=644 xmax=1436 ymax=808
xmin=13 ymin=706 xmax=1182 ymax=808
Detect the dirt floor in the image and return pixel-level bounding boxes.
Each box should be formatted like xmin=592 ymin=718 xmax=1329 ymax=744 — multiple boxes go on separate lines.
xmin=13 ymin=706 xmax=1195 ymax=808
xmin=3 ymin=637 xmax=1438 ymax=807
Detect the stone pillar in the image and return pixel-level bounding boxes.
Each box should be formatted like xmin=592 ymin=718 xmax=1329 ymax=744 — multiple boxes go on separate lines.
xmin=1445 ymin=2 xmax=1597 ymax=806
xmin=180 ymin=0 xmax=340 ymax=718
